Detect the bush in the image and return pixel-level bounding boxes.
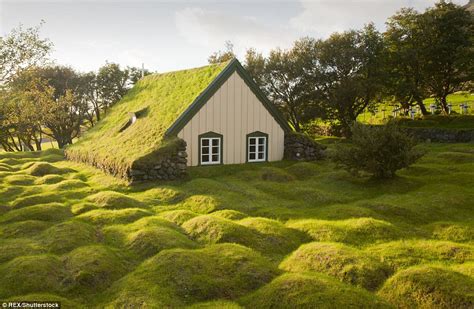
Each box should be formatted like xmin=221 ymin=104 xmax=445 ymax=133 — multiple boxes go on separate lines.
xmin=378 ymin=266 xmax=474 ymax=308
xmin=332 ymin=122 xmax=423 ymax=178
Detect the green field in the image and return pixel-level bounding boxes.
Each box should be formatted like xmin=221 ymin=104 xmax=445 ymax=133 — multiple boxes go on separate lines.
xmin=0 ymin=142 xmax=473 ymax=308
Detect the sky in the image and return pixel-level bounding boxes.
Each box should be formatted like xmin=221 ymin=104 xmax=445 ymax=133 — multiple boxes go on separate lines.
xmin=0 ymin=0 xmax=468 ymax=73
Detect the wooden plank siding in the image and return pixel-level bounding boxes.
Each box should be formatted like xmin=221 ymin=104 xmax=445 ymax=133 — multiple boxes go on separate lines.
xmin=177 ymin=71 xmax=285 ymax=166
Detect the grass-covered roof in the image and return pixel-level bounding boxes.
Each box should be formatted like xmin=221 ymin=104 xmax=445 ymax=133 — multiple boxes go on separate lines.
xmin=66 ymin=61 xmax=230 ymax=178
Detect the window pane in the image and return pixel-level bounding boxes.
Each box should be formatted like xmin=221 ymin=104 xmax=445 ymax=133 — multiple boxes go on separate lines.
xmin=202 ymin=139 xmax=209 ymax=146
xmin=212 ymin=139 xmax=219 ymax=146
xmin=202 ymin=154 xmax=209 ymax=162
xmin=258 ymin=138 xmax=265 ymax=145
xmin=249 ymin=138 xmax=256 ymax=145
xmin=249 ymin=145 xmax=256 ymax=152
xmin=212 ymin=155 xmax=219 ymax=162
xmin=202 ymin=147 xmax=209 ymax=154
xmin=212 ymin=146 xmax=219 ymax=154
xmin=249 ymin=153 xmax=255 ymax=160
xmin=258 ymin=145 xmax=264 ymax=152
xmin=258 ymin=153 xmax=264 ymax=160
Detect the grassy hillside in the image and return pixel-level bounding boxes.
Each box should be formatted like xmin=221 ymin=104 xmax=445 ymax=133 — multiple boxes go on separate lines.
xmin=0 ymin=142 xmax=473 ymax=308
xmin=65 ymin=62 xmax=229 ymax=179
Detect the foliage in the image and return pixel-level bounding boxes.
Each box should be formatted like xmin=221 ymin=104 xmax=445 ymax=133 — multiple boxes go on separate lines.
xmin=208 ymin=41 xmax=236 ymax=64
xmin=332 ymin=122 xmax=423 ymax=178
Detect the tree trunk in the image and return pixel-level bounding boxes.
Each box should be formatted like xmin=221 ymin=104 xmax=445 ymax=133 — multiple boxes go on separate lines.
xmin=416 ymin=98 xmax=429 ymax=115
xmin=440 ymin=95 xmax=449 ymax=115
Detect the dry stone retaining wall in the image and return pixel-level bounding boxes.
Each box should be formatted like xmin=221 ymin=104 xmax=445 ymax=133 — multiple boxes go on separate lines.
xmin=284 ymin=132 xmax=326 ymax=161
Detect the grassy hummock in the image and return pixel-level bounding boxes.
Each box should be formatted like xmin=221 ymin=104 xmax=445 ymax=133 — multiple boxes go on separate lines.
xmin=65 ymin=62 xmax=229 ymax=179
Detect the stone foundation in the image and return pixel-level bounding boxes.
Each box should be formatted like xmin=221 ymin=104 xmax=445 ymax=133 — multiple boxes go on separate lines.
xmin=129 ymin=139 xmax=188 ymax=182
xmin=284 ymin=132 xmax=326 ymax=161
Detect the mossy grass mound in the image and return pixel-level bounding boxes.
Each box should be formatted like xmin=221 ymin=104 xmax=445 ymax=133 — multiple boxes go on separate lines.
xmin=65 ymin=62 xmax=229 ymax=179
xmin=87 ymin=191 xmax=146 ymax=209
xmin=238 ymin=217 xmax=309 ymax=255
xmin=51 ymin=179 xmax=89 ymax=190
xmin=280 ymin=242 xmax=391 ymax=290
xmin=11 ymin=193 xmax=66 ymax=209
xmin=451 ymin=262 xmax=474 ymax=277
xmin=159 ymin=209 xmax=199 ymax=225
xmin=0 ymin=255 xmax=66 ymax=298
xmin=26 ymin=162 xmax=71 ymax=176
xmin=378 ymin=266 xmax=474 ymax=308
xmin=34 ymin=174 xmax=65 ymax=185
xmin=38 ymin=221 xmax=98 ymax=254
xmin=287 ymin=217 xmax=403 ymax=246
xmin=285 ymin=161 xmax=319 ymax=180
xmin=62 ymin=245 xmax=131 ymax=292
xmin=241 ymin=273 xmax=392 ymax=309
xmin=186 ymin=300 xmax=243 ymax=308
xmin=137 ymin=187 xmax=185 ymax=204
xmin=425 ymin=221 xmax=474 ymax=242
xmin=260 ymin=167 xmax=295 ymax=182
xmin=0 ymin=220 xmax=50 ymax=238
xmin=0 ymin=162 xmax=12 ymax=171
xmin=125 ymin=227 xmax=199 ymax=258
xmin=5 ymin=293 xmax=83 ymax=308
xmin=4 ymin=174 xmax=36 ymax=185
xmin=0 ymin=238 xmax=44 ymax=263
xmin=211 ymin=210 xmax=248 ymax=220
xmin=182 ymin=215 xmax=259 ymax=246
xmin=436 ymin=151 xmax=474 ymax=164
xmin=77 ymin=208 xmax=152 ymax=225
xmin=366 ymin=240 xmax=473 ymax=271
xmin=104 ymin=244 xmax=278 ymax=307
xmin=177 ymin=195 xmax=223 ymax=214
xmin=71 ymin=202 xmax=97 ymax=215
xmin=0 ymin=203 xmax=72 ymax=223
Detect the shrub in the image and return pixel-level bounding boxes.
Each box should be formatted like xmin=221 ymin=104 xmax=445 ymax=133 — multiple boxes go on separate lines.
xmin=332 ymin=122 xmax=423 ymax=178
xmin=280 ymin=242 xmax=391 ymax=290
xmin=241 ymin=273 xmax=392 ymax=309
xmin=378 ymin=266 xmax=474 ymax=308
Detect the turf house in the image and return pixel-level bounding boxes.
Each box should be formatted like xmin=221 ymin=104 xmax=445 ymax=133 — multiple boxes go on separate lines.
xmin=66 ymin=59 xmax=322 ymax=181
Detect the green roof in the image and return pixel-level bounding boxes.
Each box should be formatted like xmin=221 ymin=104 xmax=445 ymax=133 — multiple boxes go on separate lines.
xmin=66 ymin=61 xmax=230 ymax=177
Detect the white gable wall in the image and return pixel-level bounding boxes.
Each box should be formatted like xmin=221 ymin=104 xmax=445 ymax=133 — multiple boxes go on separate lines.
xmin=177 ymin=71 xmax=285 ymax=166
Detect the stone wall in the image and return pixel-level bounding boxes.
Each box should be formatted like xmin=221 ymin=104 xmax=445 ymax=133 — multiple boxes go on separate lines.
xmin=284 ymin=132 xmax=326 ymax=161
xmin=129 ymin=139 xmax=188 ymax=182
xmin=404 ymin=128 xmax=474 ymax=143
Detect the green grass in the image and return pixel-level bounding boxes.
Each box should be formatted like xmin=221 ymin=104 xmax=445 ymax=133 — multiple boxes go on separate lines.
xmin=0 ymin=142 xmax=473 ymax=307
xmin=65 ymin=62 xmax=230 ymax=179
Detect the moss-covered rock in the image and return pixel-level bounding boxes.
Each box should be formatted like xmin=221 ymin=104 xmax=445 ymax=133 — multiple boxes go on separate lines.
xmin=425 ymin=221 xmax=474 ymax=242
xmin=211 ymin=210 xmax=248 ymax=220
xmin=77 ymin=208 xmax=152 ymax=225
xmin=280 ymin=242 xmax=391 ymax=290
xmin=177 ymin=195 xmax=223 ymax=214
xmin=0 ymin=238 xmax=45 ymax=263
xmin=241 ymin=273 xmax=392 ymax=309
xmin=4 ymin=174 xmax=36 ymax=185
xmin=26 ymin=162 xmax=71 ymax=176
xmin=378 ymin=266 xmax=474 ymax=308
xmin=11 ymin=193 xmax=66 ymax=209
xmin=0 ymin=220 xmax=50 ymax=238
xmin=34 ymin=174 xmax=65 ymax=185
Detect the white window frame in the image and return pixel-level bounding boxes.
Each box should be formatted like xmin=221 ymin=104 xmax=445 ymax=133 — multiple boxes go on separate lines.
xmin=248 ymin=136 xmax=267 ymax=162
xmin=200 ymin=137 xmax=221 ymax=165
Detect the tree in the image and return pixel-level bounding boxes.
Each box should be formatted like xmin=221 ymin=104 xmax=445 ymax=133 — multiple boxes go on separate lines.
xmin=317 ymin=24 xmax=386 ymax=136
xmin=384 ymin=8 xmax=429 ymax=114
xmin=208 ymin=41 xmax=236 ymax=64
xmin=419 ymin=1 xmax=473 ymax=114
xmin=0 ymin=22 xmax=52 ymax=86
xmin=244 ymin=48 xmax=266 ymax=87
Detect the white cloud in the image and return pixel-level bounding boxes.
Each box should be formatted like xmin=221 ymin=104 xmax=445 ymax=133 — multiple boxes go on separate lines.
xmin=175 ymin=7 xmax=294 ymax=56
xmin=290 ymin=0 xmax=468 ymax=37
